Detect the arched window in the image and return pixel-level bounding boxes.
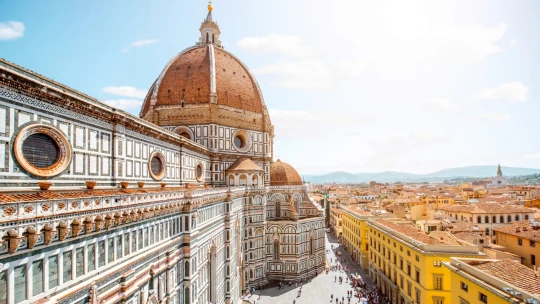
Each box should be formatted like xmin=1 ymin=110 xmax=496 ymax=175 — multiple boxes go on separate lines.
xmin=206 ymin=32 xmax=209 ymax=43
xmin=273 ymin=241 xmax=280 ymax=260
xmin=212 ymin=33 xmax=215 ymax=43
xmin=228 ymin=175 xmax=234 ymax=186
xmin=252 ymin=174 xmax=258 ymax=185
xmin=239 ymin=174 xmax=247 ymax=186
xmin=507 ymin=215 xmax=512 ymax=223
xmin=310 ymin=238 xmax=314 ymax=255
xmin=500 ymin=216 xmax=504 ymax=223
xmin=485 ymin=216 xmax=489 ymax=223
xmin=515 ymin=215 xmax=520 ymax=221
xmin=525 ymin=215 xmax=529 ymax=220
xmin=276 ymin=201 xmax=281 ymax=218
xmin=493 ymin=216 xmax=497 ymax=223
xmin=477 ymin=216 xmax=482 ymax=224
xmin=185 ymin=260 xmax=190 ymax=277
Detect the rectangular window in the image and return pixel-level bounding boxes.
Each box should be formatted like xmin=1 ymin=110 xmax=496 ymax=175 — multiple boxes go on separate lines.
xmin=48 ymin=255 xmax=59 ymax=289
xmin=116 ymin=236 xmax=122 ymax=259
xmin=433 ymin=260 xmax=442 ymax=267
xmin=479 ymin=292 xmax=488 ymax=303
xmin=131 ymin=231 xmax=136 ymax=253
xmin=518 ymin=238 xmax=523 ymax=246
xmin=108 ymin=238 xmax=114 ymax=263
xmin=416 ymin=255 xmax=420 ymax=262
xmin=416 ymin=270 xmax=420 ymax=283
xmin=32 ymin=259 xmax=44 ymax=296
xmin=461 ymin=281 xmax=468 ymax=292
xmin=434 ymin=276 xmax=443 ymax=290
xmin=532 ymin=254 xmax=536 ymax=266
xmin=63 ymin=251 xmax=73 ymax=283
xmin=98 ymin=240 xmax=106 ymax=267
xmin=124 ymin=234 xmax=130 ymax=255
xmin=416 ymin=289 xmax=421 ymax=304
xmin=407 ymin=281 xmax=412 ymax=295
xmin=138 ymin=229 xmax=143 ymax=250
xmin=407 ymin=264 xmax=411 ymax=276
xmin=531 ymin=240 xmax=536 ymax=247
xmin=0 ymin=270 xmax=6 ymax=304
xmin=144 ymin=228 xmax=149 ymax=247
xmin=14 ymin=265 xmax=26 ymax=304
xmin=88 ymin=244 xmax=96 ymax=272
xmin=75 ymin=248 xmax=84 ymax=277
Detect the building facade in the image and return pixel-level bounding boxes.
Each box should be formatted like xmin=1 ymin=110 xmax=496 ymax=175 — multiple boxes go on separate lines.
xmin=367 ymin=219 xmax=485 ymax=304
xmin=0 ymin=4 xmax=325 ymax=304
xmin=445 ymin=258 xmax=540 ymax=304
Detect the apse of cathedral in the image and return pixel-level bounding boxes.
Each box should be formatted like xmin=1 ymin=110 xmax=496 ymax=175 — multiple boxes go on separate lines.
xmin=0 ymin=4 xmax=324 ymax=304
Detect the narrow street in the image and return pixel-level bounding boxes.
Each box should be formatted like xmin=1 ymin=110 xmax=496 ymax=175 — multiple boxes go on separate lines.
xmin=244 ymin=232 xmax=375 ymax=304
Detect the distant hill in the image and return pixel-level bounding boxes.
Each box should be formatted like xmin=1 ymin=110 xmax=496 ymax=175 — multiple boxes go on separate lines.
xmin=303 ymin=166 xmax=540 ymax=184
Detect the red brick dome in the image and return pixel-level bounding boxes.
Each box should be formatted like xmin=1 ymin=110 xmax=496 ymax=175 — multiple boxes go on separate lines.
xmin=140 ymin=45 xmax=264 ymax=118
xmin=270 ymin=159 xmax=303 ymax=186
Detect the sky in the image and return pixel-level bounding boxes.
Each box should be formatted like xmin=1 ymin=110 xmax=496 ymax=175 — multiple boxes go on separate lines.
xmin=1 ymin=0 xmax=539 ymax=175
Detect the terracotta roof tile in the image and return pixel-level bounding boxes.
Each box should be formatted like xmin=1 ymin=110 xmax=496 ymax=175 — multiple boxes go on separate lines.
xmin=469 ymin=259 xmax=540 ymax=295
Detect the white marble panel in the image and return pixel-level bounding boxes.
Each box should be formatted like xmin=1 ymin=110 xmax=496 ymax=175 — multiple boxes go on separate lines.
xmin=18 ymin=112 xmax=31 ymax=126
xmin=89 ymin=155 xmax=97 ymax=174
xmin=102 ymin=134 xmax=110 ymax=152
xmin=102 ymin=157 xmax=109 ymax=175
xmin=89 ymin=130 xmax=98 ymax=150
xmin=75 ymin=154 xmax=84 ymax=173
xmin=0 ymin=143 xmax=5 ymax=169
xmin=0 ymin=107 xmax=5 ymax=134
xmin=75 ymin=127 xmax=84 ymax=148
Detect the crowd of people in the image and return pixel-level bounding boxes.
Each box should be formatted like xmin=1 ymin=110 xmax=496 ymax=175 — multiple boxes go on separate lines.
xmin=244 ymin=236 xmax=391 ymax=304
xmin=325 ymin=244 xmax=388 ymax=304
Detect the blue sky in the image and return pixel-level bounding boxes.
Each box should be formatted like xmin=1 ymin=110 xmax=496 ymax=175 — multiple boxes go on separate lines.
xmin=1 ymin=0 xmax=539 ymax=175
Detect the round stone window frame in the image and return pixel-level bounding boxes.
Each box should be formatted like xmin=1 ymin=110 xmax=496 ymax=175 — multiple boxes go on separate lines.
xmin=232 ymin=129 xmax=253 ymax=153
xmin=14 ymin=123 xmax=72 ymax=178
xmin=195 ymin=162 xmax=204 ymax=182
xmin=148 ymin=151 xmax=166 ymax=181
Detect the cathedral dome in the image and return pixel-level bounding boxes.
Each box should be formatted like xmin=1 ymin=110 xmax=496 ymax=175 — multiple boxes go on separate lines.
xmin=270 ymin=159 xmax=303 ymax=186
xmin=140 ymin=45 xmax=264 ymax=116
xmin=139 ymin=5 xmax=272 ymax=134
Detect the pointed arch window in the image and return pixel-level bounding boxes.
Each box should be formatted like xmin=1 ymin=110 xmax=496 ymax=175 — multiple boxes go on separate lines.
xmin=276 ymin=201 xmax=281 ymax=218
xmin=273 ymin=240 xmax=280 ymax=260
xmin=212 ymin=33 xmax=215 ymax=43
xmin=206 ymin=32 xmax=209 ymax=43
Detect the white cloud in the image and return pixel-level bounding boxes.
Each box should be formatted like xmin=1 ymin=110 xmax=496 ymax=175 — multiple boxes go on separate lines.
xmin=422 ymin=98 xmax=460 ymax=112
xmin=523 ymin=153 xmax=540 ymax=159
xmin=428 ymin=23 xmax=508 ymax=63
xmin=122 ymin=38 xmax=158 ymax=53
xmin=482 ymin=113 xmax=511 ymax=121
xmin=0 ymin=21 xmax=25 ymax=40
xmin=102 ymin=86 xmax=148 ymax=99
xmin=254 ymin=60 xmax=334 ymax=90
xmin=237 ymin=34 xmax=312 ymax=57
xmin=102 ymin=99 xmax=143 ymax=110
xmin=270 ymin=109 xmax=370 ymax=139
xmin=472 ymin=82 xmax=528 ymax=103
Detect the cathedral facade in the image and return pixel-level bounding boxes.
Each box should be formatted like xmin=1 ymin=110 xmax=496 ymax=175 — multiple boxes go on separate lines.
xmin=0 ymin=4 xmax=325 ymax=304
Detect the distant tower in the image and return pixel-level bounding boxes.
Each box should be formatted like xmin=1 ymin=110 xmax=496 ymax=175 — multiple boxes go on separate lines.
xmin=497 ymin=164 xmax=502 ymax=177
xmin=197 ymin=2 xmax=223 ymax=48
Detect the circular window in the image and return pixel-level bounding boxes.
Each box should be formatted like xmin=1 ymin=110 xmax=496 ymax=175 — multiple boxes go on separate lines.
xmin=231 ymin=129 xmax=252 ymax=153
xmin=196 ymin=163 xmax=204 ymax=182
xmin=234 ymin=135 xmax=244 ymax=148
xmin=14 ymin=124 xmax=71 ymax=177
xmin=22 ymin=133 xmax=60 ymax=168
xmin=148 ymin=151 xmax=166 ymax=181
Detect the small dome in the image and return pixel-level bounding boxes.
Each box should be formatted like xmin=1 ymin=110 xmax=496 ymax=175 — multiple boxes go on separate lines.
xmin=270 ymin=159 xmax=303 ymax=186
xmin=226 ymin=157 xmax=263 ymax=172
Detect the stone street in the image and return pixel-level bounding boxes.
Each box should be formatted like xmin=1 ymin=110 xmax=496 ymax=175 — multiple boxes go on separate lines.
xmin=243 ymin=232 xmax=374 ymax=304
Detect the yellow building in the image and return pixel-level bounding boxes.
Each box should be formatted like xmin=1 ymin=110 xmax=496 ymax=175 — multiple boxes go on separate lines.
xmin=494 ymin=220 xmax=540 ymax=269
xmin=330 ymin=207 xmax=343 ymax=237
xmin=341 ymin=205 xmax=395 ymax=270
xmin=367 ymin=219 xmax=485 ymax=304
xmin=445 ymin=258 xmax=540 ymax=304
